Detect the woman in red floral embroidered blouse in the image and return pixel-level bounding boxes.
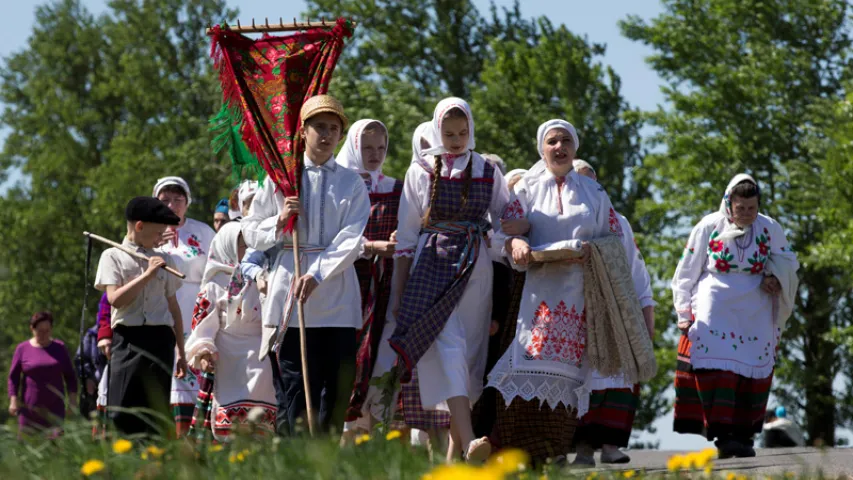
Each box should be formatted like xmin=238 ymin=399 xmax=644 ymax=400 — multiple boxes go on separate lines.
xmin=671 ymin=174 xmax=799 ymax=459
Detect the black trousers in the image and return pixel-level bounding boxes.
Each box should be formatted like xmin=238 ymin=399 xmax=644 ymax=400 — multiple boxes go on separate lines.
xmin=269 ymin=327 xmax=356 ymax=436
xmin=108 ymin=325 xmax=175 ymax=437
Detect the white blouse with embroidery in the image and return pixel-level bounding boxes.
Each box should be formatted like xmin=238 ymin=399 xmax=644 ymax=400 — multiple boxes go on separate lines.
xmin=242 ymin=156 xmax=371 ymax=331
xmin=671 ymin=211 xmax=798 ymax=378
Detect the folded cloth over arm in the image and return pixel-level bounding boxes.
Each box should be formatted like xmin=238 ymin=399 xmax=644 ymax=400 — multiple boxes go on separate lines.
xmin=764 ymin=251 xmax=799 ymax=334
xmin=583 ymin=235 xmax=657 ymax=383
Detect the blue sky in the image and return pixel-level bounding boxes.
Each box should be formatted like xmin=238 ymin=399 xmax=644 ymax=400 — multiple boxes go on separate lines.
xmin=8 ymin=0 xmax=843 ymax=451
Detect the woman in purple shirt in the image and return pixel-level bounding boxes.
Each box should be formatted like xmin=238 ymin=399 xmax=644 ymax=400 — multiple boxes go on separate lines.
xmin=8 ymin=312 xmax=78 ymax=435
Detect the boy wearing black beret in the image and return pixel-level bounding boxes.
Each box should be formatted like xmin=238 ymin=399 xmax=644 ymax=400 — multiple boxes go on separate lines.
xmin=94 ymin=196 xmax=188 ymax=436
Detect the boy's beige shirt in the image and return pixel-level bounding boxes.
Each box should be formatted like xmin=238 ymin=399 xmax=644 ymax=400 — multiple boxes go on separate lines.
xmin=94 ymin=237 xmax=182 ymax=327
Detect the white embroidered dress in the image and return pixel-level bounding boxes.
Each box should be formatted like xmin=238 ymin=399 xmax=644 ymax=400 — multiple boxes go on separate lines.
xmin=161 ymin=217 xmax=215 ymax=406
xmin=184 ymin=223 xmax=276 ymax=439
xmin=487 ymin=165 xmax=622 ymax=416
xmin=671 ymin=211 xmax=797 ymax=379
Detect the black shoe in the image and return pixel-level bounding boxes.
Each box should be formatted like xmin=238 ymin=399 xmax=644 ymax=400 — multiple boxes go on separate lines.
xmin=717 ymin=438 xmax=756 ymax=459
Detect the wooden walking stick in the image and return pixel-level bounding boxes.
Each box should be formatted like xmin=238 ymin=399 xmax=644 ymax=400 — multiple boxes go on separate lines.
xmin=83 ymin=232 xmax=186 ymax=279
xmin=291 ymin=227 xmax=316 ymax=436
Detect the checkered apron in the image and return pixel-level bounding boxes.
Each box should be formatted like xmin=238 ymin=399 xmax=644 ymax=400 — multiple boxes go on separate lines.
xmin=347 ymin=181 xmax=404 ymax=421
xmin=388 ymin=163 xmax=495 ymax=382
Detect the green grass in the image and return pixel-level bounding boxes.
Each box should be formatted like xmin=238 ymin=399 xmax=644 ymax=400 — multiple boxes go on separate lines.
xmin=0 ymin=420 xmax=835 ymax=480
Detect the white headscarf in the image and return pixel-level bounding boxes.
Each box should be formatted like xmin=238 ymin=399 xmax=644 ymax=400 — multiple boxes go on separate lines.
xmin=238 ymin=180 xmax=259 ymax=208
xmin=422 ymin=97 xmax=476 ymax=156
xmin=573 ymin=159 xmax=596 ymax=177
xmin=717 ymin=173 xmax=759 ymax=241
xmin=505 ymin=168 xmax=527 ymax=182
xmin=199 ymin=221 xmax=253 ymax=328
xmin=411 ymin=121 xmax=434 ymax=170
xmin=536 ymin=119 xmax=579 ymax=159
xmin=336 ymin=118 xmax=388 ymax=192
xmin=201 ymin=221 xmax=241 ymax=287
xmin=152 ymin=176 xmax=192 ymax=206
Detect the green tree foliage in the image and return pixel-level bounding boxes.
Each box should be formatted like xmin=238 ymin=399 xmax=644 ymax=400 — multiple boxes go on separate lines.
xmin=622 ymin=0 xmax=853 ymax=445
xmin=0 ymin=0 xmax=234 ymax=409
xmin=307 ymin=0 xmax=664 ymax=433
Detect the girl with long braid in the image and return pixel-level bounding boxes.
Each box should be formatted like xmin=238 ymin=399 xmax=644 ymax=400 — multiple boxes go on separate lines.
xmin=388 ymin=98 xmax=509 ymax=463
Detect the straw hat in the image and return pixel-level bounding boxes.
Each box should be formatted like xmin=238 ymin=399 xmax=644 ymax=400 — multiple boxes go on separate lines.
xmin=300 ymin=94 xmax=348 ymax=130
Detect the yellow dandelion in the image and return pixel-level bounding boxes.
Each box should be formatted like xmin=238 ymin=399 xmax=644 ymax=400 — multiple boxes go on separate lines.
xmin=423 ymin=464 xmax=503 ymax=480
xmin=386 ymin=430 xmax=403 ymax=441
xmin=141 ymin=445 xmax=165 ymax=461
xmin=355 ymin=433 xmax=372 ymax=446
xmin=726 ymin=473 xmax=737 ymax=480
xmin=209 ymin=444 xmax=224 ymax=452
xmin=112 ymin=438 xmax=133 ymax=454
xmin=80 ymin=459 xmax=105 ymax=477
xmin=586 ymin=473 xmax=600 ymax=480
xmin=705 ymin=465 xmax=714 ymax=475
xmin=667 ymin=454 xmax=685 ymax=472
xmin=736 ymin=475 xmax=748 ymax=480
xmin=229 ymin=451 xmax=247 ymax=463
xmin=623 ymin=470 xmax=636 ymax=478
xmin=487 ymin=448 xmax=530 ymax=474
xmin=700 ymin=447 xmax=717 ymax=460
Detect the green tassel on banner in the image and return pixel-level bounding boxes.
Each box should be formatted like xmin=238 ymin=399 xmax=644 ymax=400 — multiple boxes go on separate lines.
xmin=209 ymin=104 xmax=266 ymax=183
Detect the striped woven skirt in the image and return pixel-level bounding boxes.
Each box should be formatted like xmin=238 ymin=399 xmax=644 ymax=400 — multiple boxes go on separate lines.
xmin=574 ymin=385 xmax=640 ymax=448
xmin=673 ymin=334 xmax=772 ymax=442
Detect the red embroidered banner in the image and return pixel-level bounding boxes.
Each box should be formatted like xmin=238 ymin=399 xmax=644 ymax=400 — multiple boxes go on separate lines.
xmin=209 ymin=19 xmax=354 ymax=231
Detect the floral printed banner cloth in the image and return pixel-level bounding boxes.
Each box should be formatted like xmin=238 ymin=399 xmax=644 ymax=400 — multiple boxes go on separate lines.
xmin=208 ymin=19 xmax=354 ymax=232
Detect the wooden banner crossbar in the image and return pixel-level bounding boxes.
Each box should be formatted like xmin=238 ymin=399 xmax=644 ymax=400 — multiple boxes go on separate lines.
xmin=205 ymin=18 xmax=353 ymax=35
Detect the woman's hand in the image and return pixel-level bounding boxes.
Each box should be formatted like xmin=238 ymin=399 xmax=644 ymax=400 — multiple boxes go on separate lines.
xmin=500 ymin=218 xmax=531 ymax=236
xmin=677 ymin=320 xmax=693 ymax=334
xmin=8 ymin=396 xmax=19 ymax=416
xmin=155 ymin=228 xmax=177 ymax=248
xmin=199 ymin=353 xmax=216 ymax=373
xmin=761 ymin=275 xmax=782 ymax=296
xmin=507 ymin=238 xmax=531 ymax=266
xmin=368 ymin=241 xmax=397 ymax=258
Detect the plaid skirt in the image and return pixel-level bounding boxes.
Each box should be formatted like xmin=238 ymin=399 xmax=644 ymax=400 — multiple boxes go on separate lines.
xmin=495 ymin=398 xmax=578 ymax=464
xmin=673 ymin=334 xmax=772 ymax=442
xmin=401 ymin=368 xmax=450 ymax=429
xmin=574 ymin=385 xmax=640 ymax=448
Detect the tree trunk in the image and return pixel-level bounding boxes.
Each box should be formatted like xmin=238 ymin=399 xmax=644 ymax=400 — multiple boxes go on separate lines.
xmin=801 ymin=269 xmax=837 ymax=446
